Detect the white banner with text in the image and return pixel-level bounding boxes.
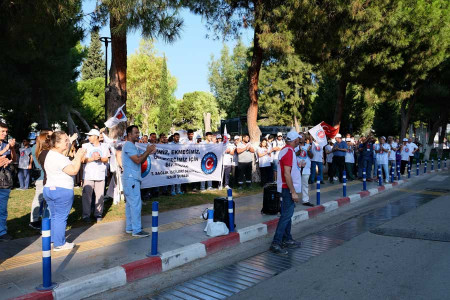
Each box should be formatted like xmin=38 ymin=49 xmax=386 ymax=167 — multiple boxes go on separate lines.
xmin=136 ymin=143 xmax=224 ymax=188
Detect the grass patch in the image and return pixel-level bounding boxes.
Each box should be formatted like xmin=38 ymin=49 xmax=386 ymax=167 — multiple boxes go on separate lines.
xmin=6 ymin=185 xmax=263 ymax=239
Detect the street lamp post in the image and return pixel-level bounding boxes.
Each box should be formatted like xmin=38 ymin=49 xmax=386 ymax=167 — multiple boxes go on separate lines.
xmin=99 ymin=36 xmax=112 ymax=121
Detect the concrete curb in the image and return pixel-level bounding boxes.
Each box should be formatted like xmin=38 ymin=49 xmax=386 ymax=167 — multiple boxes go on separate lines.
xmin=13 ymin=171 xmax=436 ymax=300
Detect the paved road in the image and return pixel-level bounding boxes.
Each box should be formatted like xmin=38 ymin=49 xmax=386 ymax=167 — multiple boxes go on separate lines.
xmin=228 ymin=174 xmax=450 ymax=300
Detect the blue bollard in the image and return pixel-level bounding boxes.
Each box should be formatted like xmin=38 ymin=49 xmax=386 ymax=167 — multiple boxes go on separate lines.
xmin=424 ymin=160 xmax=427 ymax=174
xmin=227 ymin=189 xmax=235 ymax=232
xmin=397 ymin=164 xmax=401 ymax=180
xmin=36 ymin=218 xmax=56 ymax=290
xmin=445 ymin=158 xmax=447 ymax=168
xmin=362 ymin=168 xmax=367 ymax=191
xmin=438 ymin=158 xmax=441 ymax=170
xmin=343 ymin=170 xmax=347 ymax=197
xmin=147 ymin=201 xmax=160 ymax=257
xmin=408 ymin=162 xmax=411 ymax=178
xmin=390 ymin=164 xmax=394 ymax=183
xmin=316 ymin=176 xmax=321 ymax=205
xmin=431 ymin=159 xmax=434 ymax=171
xmin=416 ymin=162 xmax=419 ymax=176
xmin=378 ymin=166 xmax=382 ymax=186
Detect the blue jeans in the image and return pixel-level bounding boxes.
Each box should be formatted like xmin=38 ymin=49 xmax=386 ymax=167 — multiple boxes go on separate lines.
xmin=359 ymin=158 xmax=373 ymax=178
xmin=375 ymin=162 xmax=389 ymax=180
xmin=310 ymin=161 xmax=323 ymax=182
xmin=18 ymin=169 xmax=30 ymax=189
xmin=123 ymin=178 xmax=142 ymax=234
xmin=43 ymin=187 xmax=74 ymax=247
xmin=272 ymin=188 xmax=295 ymax=245
xmin=0 ymin=189 xmax=11 ymax=236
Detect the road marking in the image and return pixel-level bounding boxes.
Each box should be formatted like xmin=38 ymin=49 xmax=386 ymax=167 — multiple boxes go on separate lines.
xmin=395 ymin=188 xmax=446 ymax=196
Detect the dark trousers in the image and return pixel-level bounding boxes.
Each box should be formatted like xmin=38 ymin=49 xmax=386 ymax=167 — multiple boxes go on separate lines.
xmin=259 ymin=166 xmax=272 ymax=186
xmin=238 ymin=162 xmax=252 ymax=186
xmin=401 ymin=160 xmax=409 ymax=175
xmin=345 ymin=163 xmax=355 ymax=180
xmin=223 ymin=165 xmax=232 ymax=186
xmin=332 ymin=156 xmax=345 ymax=182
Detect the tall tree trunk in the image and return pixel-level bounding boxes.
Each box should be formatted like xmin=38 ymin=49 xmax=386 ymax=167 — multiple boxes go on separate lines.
xmin=247 ymin=3 xmax=263 ymax=144
xmin=107 ymin=16 xmax=127 ymax=139
xmin=437 ymin=123 xmax=446 ymax=159
xmin=33 ymin=84 xmax=49 ymax=129
xmin=400 ymin=87 xmax=420 ymax=140
xmin=332 ymin=79 xmax=347 ymax=128
xmin=203 ymin=112 xmax=211 ymax=133
xmin=424 ymin=113 xmax=447 ymax=161
xmin=293 ymin=114 xmax=300 ymax=133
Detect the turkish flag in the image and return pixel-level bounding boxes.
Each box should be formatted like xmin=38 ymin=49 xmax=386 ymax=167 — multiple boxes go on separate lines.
xmin=320 ymin=121 xmax=340 ymax=138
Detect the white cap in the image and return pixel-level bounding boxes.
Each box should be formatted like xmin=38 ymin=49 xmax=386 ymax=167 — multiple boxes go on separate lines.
xmin=286 ymin=131 xmax=300 ymax=142
xmin=331 ymin=139 xmax=336 ymax=143
xmin=381 ymin=136 xmax=386 ymax=140
xmin=234 ymin=135 xmax=240 ymax=140
xmin=403 ymin=138 xmax=408 ymax=142
xmin=216 ymin=134 xmax=222 ymax=139
xmin=345 ymin=138 xmax=352 ymax=142
xmin=277 ymin=132 xmax=283 ymax=137
xmin=196 ymin=134 xmax=202 ymax=139
xmin=335 ymin=133 xmax=342 ymax=138
xmin=225 ymin=134 xmax=230 ymax=139
xmin=87 ymin=129 xmax=100 ymax=137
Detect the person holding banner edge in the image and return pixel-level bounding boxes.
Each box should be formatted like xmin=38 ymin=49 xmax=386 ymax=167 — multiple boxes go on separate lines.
xmin=122 ymin=125 xmax=156 ymax=237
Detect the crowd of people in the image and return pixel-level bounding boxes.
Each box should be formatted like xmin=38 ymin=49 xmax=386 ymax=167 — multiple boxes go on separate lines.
xmin=0 ymin=119 xmax=425 ymax=249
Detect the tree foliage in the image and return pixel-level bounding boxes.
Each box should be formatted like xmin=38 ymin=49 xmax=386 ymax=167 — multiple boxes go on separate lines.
xmin=174 ymin=92 xmax=220 ymax=132
xmin=76 ymin=77 xmax=105 ymax=127
xmin=81 ymin=28 xmax=105 ymax=80
xmin=157 ymin=56 xmax=176 ymax=135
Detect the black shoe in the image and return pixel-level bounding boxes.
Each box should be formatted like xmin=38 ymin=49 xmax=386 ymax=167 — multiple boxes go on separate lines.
xmin=82 ymin=217 xmax=92 ymax=223
xmin=0 ymin=234 xmax=12 ymax=241
xmin=320 ymin=181 xmax=325 ymax=184
xmin=308 ymin=180 xmax=313 ymax=184
xmin=330 ymin=180 xmax=334 ymax=184
xmin=302 ymin=202 xmax=315 ymax=207
xmin=29 ymin=221 xmax=41 ymax=230
xmin=270 ymin=243 xmax=288 ymax=255
xmin=282 ymin=239 xmax=302 ymax=249
xmin=95 ymin=216 xmax=103 ymax=222
xmin=132 ymin=231 xmax=150 ymax=238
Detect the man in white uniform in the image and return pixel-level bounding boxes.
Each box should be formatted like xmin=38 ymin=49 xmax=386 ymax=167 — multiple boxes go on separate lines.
xmin=271 ymin=132 xmax=285 ymax=183
xmin=295 ymin=134 xmax=314 ymax=207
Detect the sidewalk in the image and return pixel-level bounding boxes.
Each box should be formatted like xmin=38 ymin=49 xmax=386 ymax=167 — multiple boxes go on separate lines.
xmin=1 ymin=168 xmax=446 ymax=299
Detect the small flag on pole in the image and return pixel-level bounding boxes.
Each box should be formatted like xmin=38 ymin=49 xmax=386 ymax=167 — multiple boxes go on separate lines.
xmin=105 ymin=104 xmax=127 ymax=128
xmin=223 ymin=125 xmax=229 ymax=144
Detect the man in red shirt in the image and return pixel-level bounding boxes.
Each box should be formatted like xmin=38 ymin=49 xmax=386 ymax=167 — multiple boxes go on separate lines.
xmin=270 ymin=131 xmax=303 ymax=255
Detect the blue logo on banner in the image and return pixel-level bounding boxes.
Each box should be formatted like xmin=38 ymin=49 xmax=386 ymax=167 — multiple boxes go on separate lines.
xmin=141 ymin=156 xmax=152 ymax=178
xmin=201 ymin=152 xmax=218 ymax=175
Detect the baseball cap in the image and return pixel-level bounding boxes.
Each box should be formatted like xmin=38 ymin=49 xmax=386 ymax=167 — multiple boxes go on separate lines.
xmin=225 ymin=134 xmax=230 ymax=139
xmin=196 ymin=134 xmax=202 ymax=139
xmin=216 ymin=134 xmax=222 ymax=139
xmin=346 ymin=138 xmax=352 ymax=142
xmin=286 ymin=131 xmax=300 ymax=142
xmin=234 ymin=135 xmax=240 ymax=140
xmin=335 ymin=133 xmax=342 ymax=138
xmin=87 ymin=129 xmax=100 ymax=137
xmin=277 ymin=132 xmax=283 ymax=137
xmin=381 ymin=136 xmax=386 ymax=140
xmin=403 ymin=138 xmax=408 ymax=142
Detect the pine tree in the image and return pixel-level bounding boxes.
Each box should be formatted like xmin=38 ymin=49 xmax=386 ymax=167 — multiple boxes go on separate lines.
xmin=157 ymin=57 xmax=173 ymax=135
xmin=81 ymin=29 xmax=104 ymax=80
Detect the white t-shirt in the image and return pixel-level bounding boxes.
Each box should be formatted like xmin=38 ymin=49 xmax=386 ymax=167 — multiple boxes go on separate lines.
xmin=257 ymin=147 xmax=272 ymax=167
xmin=295 ymin=145 xmax=311 ymax=175
xmin=325 ymin=145 xmax=333 ymax=163
xmin=44 ymin=150 xmax=74 ymax=189
xmin=400 ymin=144 xmax=411 ymax=161
xmin=345 ymin=147 xmax=355 ymax=163
xmin=388 ymin=142 xmax=398 ymax=160
xmin=233 ymin=143 xmax=239 ymax=166
xmin=375 ymin=143 xmax=390 ymax=165
xmin=311 ymin=142 xmax=323 ymax=163
xmin=82 ymin=143 xmax=111 ymax=181
xmin=223 ymin=144 xmax=236 ymax=166
xmin=272 ymin=139 xmax=286 ymax=160
xmin=408 ymin=142 xmax=418 ymax=156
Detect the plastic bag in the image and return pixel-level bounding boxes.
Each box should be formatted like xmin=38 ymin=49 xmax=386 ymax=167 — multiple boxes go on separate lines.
xmin=206 ymin=222 xmax=229 ymax=237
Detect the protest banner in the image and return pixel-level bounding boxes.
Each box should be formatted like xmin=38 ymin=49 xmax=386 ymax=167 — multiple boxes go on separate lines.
xmin=309 ymin=123 xmax=328 ymax=147
xmin=136 ymin=143 xmax=224 ymax=188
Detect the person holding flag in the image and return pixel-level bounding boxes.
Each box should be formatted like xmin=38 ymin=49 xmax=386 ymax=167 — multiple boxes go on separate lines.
xmin=295 ymin=134 xmax=314 ymax=207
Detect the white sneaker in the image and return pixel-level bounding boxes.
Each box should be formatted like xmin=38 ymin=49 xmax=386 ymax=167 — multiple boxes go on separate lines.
xmin=225 ymin=185 xmax=231 ymax=189
xmin=385 ymin=180 xmax=389 ymax=183
xmin=53 ymin=242 xmax=75 ymax=251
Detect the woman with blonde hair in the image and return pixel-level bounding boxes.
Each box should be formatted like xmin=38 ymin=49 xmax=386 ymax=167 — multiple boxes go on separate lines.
xmin=44 ymin=131 xmax=86 ymax=251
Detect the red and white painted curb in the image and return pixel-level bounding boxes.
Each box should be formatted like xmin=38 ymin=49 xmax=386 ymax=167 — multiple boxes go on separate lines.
xmin=12 ymin=170 xmax=443 ymax=300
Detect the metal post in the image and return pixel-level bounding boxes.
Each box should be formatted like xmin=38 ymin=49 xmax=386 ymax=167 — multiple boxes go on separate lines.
xmin=316 ymin=176 xmax=321 ymax=205
xmin=363 ymin=168 xmax=367 ymax=191
xmin=431 ymin=159 xmax=434 ymax=171
xmin=416 ymin=161 xmax=419 ymax=176
xmin=438 ymin=158 xmax=441 ymax=170
xmin=343 ymin=170 xmax=347 ymax=197
xmin=100 ymin=36 xmax=111 ymax=121
xmin=227 ymin=189 xmax=235 ymax=232
xmin=36 ymin=218 xmax=56 ymax=290
xmin=147 ymin=202 xmax=159 ymax=257
xmin=424 ymin=160 xmax=427 ymax=174
xmin=407 ymin=162 xmax=411 ymax=178
xmin=445 ymin=158 xmax=447 ymax=169
xmin=390 ymin=164 xmax=394 ymax=183
xmin=378 ymin=166 xmax=382 ymax=186
xmin=397 ymin=164 xmax=401 ymax=180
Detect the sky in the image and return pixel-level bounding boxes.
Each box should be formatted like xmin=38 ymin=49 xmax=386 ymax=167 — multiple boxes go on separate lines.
xmin=81 ymin=1 xmax=253 ymax=99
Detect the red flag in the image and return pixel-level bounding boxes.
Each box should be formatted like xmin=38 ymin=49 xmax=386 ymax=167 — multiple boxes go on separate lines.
xmin=320 ymin=121 xmax=340 ymax=138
